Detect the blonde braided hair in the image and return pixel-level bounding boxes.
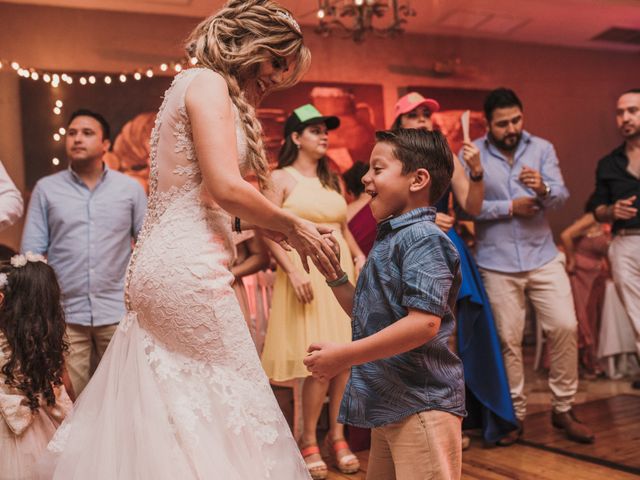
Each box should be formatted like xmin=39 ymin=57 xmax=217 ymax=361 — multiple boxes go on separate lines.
xmin=186 ymin=0 xmax=311 ymax=190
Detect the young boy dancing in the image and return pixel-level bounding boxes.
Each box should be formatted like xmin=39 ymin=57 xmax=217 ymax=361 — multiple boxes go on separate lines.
xmin=304 ymin=128 xmax=465 ymax=480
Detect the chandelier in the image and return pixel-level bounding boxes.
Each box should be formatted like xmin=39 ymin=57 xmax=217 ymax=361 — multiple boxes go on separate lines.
xmin=316 ymin=0 xmax=416 ymax=43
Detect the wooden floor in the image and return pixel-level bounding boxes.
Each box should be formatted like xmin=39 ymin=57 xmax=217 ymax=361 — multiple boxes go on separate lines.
xmin=326 ymin=394 xmax=640 ymax=480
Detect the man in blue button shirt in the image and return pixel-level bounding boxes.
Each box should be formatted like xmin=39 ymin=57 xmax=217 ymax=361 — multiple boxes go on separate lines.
xmin=469 ymin=89 xmax=593 ymax=445
xmin=21 ymin=109 xmax=147 ymax=395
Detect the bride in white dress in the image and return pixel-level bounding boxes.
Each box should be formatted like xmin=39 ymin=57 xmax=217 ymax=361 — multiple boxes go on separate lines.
xmin=45 ymin=2 xmax=339 ymax=478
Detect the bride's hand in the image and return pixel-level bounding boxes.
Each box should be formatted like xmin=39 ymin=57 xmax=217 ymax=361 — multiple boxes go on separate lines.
xmin=235 ymin=218 xmax=292 ymax=251
xmin=287 ymin=220 xmax=340 ymax=278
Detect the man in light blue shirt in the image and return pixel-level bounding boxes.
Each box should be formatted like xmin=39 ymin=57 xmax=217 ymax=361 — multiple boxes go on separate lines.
xmin=469 ymin=89 xmax=593 ymax=445
xmin=21 ymin=109 xmax=147 ymax=395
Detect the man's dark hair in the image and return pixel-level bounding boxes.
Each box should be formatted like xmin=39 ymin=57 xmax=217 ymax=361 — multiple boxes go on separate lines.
xmin=375 ymin=128 xmax=453 ymax=204
xmin=342 ymin=161 xmax=369 ymax=197
xmin=622 ymin=88 xmax=640 ymax=95
xmin=67 ymin=109 xmax=111 ymax=142
xmin=483 ymin=88 xmax=523 ymax=122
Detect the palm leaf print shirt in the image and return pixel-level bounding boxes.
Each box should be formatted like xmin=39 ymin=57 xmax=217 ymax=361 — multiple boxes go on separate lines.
xmin=339 ymin=207 xmax=466 ymax=428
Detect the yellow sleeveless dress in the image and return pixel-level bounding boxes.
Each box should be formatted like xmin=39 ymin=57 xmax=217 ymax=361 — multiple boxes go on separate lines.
xmin=261 ymin=166 xmax=354 ymax=381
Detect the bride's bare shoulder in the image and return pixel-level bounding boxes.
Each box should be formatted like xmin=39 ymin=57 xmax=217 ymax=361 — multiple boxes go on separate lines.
xmin=184 ymin=69 xmax=231 ymax=112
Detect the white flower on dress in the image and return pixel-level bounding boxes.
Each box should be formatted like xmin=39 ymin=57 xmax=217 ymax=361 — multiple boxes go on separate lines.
xmin=10 ymin=252 xmax=47 ymax=268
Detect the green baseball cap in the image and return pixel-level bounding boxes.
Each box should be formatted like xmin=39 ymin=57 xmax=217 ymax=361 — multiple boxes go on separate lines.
xmin=283 ymin=104 xmax=340 ymax=138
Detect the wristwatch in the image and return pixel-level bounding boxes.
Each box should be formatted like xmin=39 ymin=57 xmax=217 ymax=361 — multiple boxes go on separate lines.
xmin=469 ymin=170 xmax=484 ymax=183
xmin=540 ymin=181 xmax=551 ymax=198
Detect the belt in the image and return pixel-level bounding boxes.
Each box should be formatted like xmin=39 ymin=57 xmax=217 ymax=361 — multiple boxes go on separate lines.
xmin=617 ymin=228 xmax=640 ymax=236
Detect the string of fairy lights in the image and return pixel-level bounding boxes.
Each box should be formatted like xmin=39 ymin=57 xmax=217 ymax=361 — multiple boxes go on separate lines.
xmin=0 ymin=56 xmax=198 ymax=167
xmin=0 ymin=56 xmax=198 ymax=87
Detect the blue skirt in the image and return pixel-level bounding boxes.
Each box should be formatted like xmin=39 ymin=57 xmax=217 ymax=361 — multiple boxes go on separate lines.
xmin=447 ymin=229 xmax=519 ymax=443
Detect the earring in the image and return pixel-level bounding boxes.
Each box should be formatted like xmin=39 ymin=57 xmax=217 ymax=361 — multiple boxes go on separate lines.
xmin=296 ymin=144 xmax=301 ymax=149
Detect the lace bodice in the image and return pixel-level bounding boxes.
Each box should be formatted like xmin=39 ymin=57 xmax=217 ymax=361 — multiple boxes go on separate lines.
xmin=125 ymin=68 xmax=248 ymax=308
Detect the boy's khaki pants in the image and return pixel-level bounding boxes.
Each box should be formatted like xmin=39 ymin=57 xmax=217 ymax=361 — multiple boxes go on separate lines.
xmin=367 ymin=410 xmax=462 ymax=480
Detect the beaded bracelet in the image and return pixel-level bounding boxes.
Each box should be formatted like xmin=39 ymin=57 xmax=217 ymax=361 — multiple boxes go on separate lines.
xmin=326 ymin=272 xmax=349 ymax=288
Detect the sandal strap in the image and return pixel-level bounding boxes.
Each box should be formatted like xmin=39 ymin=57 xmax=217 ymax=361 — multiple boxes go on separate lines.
xmin=301 ymin=445 xmax=321 ymax=458
xmin=305 ymin=460 xmax=327 ymax=470
xmin=331 ymin=440 xmax=350 ymax=452
xmin=338 ymin=453 xmax=357 ymax=465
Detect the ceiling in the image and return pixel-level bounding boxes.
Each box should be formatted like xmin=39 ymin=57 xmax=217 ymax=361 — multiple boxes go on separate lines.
xmin=2 ymin=0 xmax=640 ymax=52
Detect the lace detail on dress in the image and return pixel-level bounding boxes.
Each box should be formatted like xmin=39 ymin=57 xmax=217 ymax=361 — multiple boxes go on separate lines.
xmin=174 ymin=105 xmax=196 ymax=163
xmin=141 ymin=330 xmax=281 ymax=449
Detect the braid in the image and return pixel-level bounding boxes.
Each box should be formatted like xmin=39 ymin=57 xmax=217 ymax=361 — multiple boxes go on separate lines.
xmin=186 ymin=0 xmax=310 ymax=190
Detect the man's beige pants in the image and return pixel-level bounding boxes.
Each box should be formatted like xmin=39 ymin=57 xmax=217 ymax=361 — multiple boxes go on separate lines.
xmin=366 ymin=410 xmax=462 ymax=480
xmin=608 ymin=235 xmax=640 ymax=355
xmin=66 ymin=323 xmax=118 ymax=395
xmin=480 ymin=253 xmax=578 ymax=420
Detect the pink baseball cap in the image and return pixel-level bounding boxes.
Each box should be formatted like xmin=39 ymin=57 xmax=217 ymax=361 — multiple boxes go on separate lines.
xmin=393 ymin=92 xmax=440 ymax=123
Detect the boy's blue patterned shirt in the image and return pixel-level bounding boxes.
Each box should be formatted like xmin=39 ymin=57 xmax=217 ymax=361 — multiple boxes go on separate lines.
xmin=339 ymin=207 xmax=466 ymax=428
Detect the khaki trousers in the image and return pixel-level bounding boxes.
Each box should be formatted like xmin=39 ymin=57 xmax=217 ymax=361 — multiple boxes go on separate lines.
xmin=366 ymin=410 xmax=462 ymax=480
xmin=609 ymin=235 xmax=640 ymax=355
xmin=66 ymin=323 xmax=118 ymax=395
xmin=480 ymin=253 xmax=578 ymax=420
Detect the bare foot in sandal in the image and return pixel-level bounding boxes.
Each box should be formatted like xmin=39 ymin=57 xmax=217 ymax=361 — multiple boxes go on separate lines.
xmin=300 ymin=444 xmax=328 ymax=480
xmin=325 ymin=436 xmax=360 ymax=474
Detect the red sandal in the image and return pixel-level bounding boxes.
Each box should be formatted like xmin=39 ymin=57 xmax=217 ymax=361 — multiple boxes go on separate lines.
xmin=300 ymin=444 xmax=328 ymax=480
xmin=325 ymin=437 xmax=360 ymax=474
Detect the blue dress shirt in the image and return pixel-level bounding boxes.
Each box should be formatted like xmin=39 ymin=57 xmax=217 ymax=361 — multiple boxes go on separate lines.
xmin=468 ymin=131 xmax=569 ymax=273
xmin=21 ymin=166 xmax=147 ymax=326
xmin=339 ymin=207 xmax=466 ymax=428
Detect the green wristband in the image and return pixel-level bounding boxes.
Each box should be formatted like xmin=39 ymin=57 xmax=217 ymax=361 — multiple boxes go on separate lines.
xmin=326 ymin=272 xmax=349 ymax=288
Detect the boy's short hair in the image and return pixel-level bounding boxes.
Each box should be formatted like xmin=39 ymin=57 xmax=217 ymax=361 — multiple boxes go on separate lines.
xmin=67 ymin=109 xmax=111 ymax=142
xmin=375 ymin=128 xmax=453 ymax=204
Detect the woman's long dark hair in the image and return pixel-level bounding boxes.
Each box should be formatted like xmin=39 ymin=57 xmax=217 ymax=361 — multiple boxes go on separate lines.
xmin=277 ymin=124 xmax=341 ymax=192
xmin=0 ymin=261 xmax=68 ymax=411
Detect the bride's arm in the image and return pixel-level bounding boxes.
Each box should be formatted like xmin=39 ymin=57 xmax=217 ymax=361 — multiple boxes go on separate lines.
xmin=185 ymin=70 xmax=339 ymax=276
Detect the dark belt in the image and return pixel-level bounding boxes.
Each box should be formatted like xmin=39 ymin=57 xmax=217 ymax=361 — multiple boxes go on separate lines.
xmin=617 ymin=228 xmax=640 ymax=236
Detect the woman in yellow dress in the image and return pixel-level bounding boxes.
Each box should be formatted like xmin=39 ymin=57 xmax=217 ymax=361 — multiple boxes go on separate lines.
xmin=261 ymin=104 xmax=365 ymax=479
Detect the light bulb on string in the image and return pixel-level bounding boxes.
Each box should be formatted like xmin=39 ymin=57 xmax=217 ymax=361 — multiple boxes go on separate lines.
xmin=53 ymin=133 xmax=61 ymax=141
xmin=145 ymin=68 xmax=153 ymax=78
xmin=104 ymin=75 xmax=112 ymax=84
xmin=53 ymin=107 xmax=61 ymax=115
xmin=88 ymin=75 xmax=96 ymax=84
xmin=43 ymin=73 xmax=51 ymax=83
xmin=119 ymin=74 xmax=127 ymax=83
xmin=58 ymin=127 xmax=66 ymax=135
xmin=133 ymin=72 xmax=142 ymax=80
xmin=174 ymin=64 xmax=182 ymax=73
xmin=55 ymin=100 xmax=63 ymax=108
xmin=79 ymin=76 xmax=87 ymax=85
xmin=11 ymin=62 xmax=19 ymax=70
xmin=52 ymin=157 xmax=60 ymax=166
xmin=190 ymin=57 xmax=198 ymax=65
xmin=31 ymin=72 xmax=39 ymax=81
xmin=160 ymin=63 xmax=168 ymax=72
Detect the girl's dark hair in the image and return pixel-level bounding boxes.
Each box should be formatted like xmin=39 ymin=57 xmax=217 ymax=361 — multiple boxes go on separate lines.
xmin=390 ymin=115 xmax=403 ymax=131
xmin=0 ymin=260 xmax=68 ymax=411
xmin=342 ymin=161 xmax=369 ymax=197
xmin=277 ymin=123 xmax=341 ymax=192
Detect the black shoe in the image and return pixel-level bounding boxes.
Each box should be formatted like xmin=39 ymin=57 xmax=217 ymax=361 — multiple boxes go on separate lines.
xmin=496 ymin=420 xmax=523 ymax=447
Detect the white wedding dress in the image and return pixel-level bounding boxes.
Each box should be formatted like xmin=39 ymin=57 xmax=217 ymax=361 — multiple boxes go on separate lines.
xmin=45 ymin=68 xmax=311 ymax=479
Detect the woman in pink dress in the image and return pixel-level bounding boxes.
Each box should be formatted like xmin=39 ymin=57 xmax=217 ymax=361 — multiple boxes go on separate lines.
xmin=561 ymin=212 xmax=611 ymax=376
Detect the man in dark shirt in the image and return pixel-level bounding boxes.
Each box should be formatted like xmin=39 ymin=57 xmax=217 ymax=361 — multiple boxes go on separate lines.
xmin=587 ymin=88 xmax=640 ymax=389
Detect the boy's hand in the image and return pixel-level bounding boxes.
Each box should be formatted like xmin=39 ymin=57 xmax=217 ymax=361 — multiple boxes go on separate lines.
xmin=320 ymin=233 xmax=344 ymax=282
xmin=304 ymin=342 xmax=350 ymax=381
